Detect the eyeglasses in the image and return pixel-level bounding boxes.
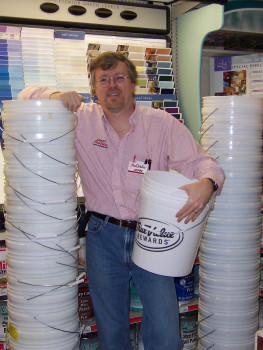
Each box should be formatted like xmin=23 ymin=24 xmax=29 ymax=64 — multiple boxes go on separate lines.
xmin=95 ymin=75 xmax=130 ymax=87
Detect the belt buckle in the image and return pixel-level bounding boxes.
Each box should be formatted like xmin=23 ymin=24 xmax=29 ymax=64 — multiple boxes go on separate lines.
xmin=119 ymin=219 xmax=125 ymax=228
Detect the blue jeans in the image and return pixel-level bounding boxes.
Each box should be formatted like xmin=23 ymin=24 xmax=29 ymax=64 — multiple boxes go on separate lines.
xmin=86 ymin=214 xmax=182 ymax=350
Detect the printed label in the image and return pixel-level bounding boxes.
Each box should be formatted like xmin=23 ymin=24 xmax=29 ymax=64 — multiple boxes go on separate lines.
xmin=0 ymin=300 xmax=8 ymax=341
xmin=0 ymin=33 xmax=20 ymax=40
xmin=135 ymin=218 xmax=184 ymax=252
xmin=78 ymin=286 xmax=94 ymax=323
xmin=8 ymin=323 xmax=18 ymax=342
xmin=180 ymin=314 xmax=197 ymax=349
xmin=128 ymin=161 xmax=148 ymax=175
xmin=0 ymin=248 xmax=7 ymax=297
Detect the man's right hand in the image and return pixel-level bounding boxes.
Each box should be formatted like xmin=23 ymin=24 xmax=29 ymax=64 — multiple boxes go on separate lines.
xmin=50 ymin=91 xmax=84 ymax=112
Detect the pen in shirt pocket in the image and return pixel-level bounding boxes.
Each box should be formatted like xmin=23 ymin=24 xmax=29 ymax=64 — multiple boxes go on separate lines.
xmin=148 ymin=159 xmax=152 ymax=170
xmin=144 ymin=159 xmax=152 ymax=170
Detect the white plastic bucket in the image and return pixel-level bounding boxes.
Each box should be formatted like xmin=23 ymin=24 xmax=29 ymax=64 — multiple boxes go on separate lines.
xmin=198 ymin=288 xmax=259 ymax=308
xmin=5 ymin=219 xmax=77 ymax=238
xmin=198 ymin=337 xmax=254 ymax=350
xmin=8 ymin=334 xmax=79 ymax=350
xmin=8 ymin=286 xmax=78 ymax=309
xmin=7 ymin=283 xmax=77 ymax=301
xmin=132 ymin=171 xmax=211 ymax=277
xmin=198 ymin=319 xmax=258 ymax=340
xmin=4 ymin=149 xmax=76 ymax=167
xmin=202 ymin=95 xmax=263 ymax=108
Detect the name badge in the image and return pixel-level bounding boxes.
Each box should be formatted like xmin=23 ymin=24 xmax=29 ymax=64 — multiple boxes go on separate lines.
xmin=128 ymin=160 xmax=148 ymax=175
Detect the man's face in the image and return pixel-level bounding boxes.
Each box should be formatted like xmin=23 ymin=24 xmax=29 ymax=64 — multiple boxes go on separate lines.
xmin=94 ymin=61 xmax=136 ymax=115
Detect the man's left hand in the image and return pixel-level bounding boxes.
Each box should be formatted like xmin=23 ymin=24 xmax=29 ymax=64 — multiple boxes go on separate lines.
xmin=175 ymin=178 xmax=214 ymax=224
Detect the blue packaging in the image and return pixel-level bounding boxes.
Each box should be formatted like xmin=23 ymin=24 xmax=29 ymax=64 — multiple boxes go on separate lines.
xmin=174 ymin=271 xmax=194 ymax=304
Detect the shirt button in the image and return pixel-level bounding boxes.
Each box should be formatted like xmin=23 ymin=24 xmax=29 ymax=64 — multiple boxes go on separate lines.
xmin=115 ymin=169 xmax=118 ymax=173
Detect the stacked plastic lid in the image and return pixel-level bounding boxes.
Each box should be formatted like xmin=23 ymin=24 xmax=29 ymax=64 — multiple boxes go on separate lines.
xmin=198 ymin=96 xmax=263 ymax=350
xmin=2 ymin=100 xmax=81 ymax=350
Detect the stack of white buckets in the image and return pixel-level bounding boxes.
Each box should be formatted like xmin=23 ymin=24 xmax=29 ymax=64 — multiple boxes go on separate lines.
xmin=2 ymin=100 xmax=80 ymax=349
xmin=198 ymin=96 xmax=263 ymax=350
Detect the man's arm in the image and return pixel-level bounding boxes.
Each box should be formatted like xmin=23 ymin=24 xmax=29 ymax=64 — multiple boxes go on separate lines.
xmin=50 ymin=91 xmax=84 ymax=112
xmin=18 ymin=86 xmax=84 ymax=112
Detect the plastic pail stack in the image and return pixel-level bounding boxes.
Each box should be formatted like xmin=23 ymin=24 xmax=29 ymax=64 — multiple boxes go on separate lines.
xmin=132 ymin=171 xmax=211 ymax=277
xmin=2 ymin=100 xmax=80 ymax=350
xmin=198 ymin=96 xmax=263 ymax=350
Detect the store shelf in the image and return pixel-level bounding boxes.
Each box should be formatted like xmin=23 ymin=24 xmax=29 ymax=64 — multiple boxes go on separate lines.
xmin=179 ymin=298 xmax=199 ymax=313
xmin=82 ymin=311 xmax=143 ymax=333
xmin=203 ymin=30 xmax=263 ymax=55
xmin=81 ymin=299 xmax=199 ymax=333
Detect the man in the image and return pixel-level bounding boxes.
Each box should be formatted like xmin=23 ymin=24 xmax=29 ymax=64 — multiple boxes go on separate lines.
xmin=18 ymin=51 xmax=224 ymax=350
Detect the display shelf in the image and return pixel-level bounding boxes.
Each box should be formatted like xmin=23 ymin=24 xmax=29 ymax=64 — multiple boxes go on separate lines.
xmin=82 ymin=311 xmax=143 ymax=334
xmin=203 ymin=30 xmax=263 ymax=55
xmin=81 ymin=299 xmax=199 ymax=333
xmin=179 ymin=298 xmax=199 ymax=313
xmin=202 ymin=48 xmax=257 ymax=58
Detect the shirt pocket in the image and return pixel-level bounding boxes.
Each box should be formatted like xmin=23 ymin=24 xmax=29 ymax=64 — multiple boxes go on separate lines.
xmin=125 ymin=170 xmax=145 ymax=196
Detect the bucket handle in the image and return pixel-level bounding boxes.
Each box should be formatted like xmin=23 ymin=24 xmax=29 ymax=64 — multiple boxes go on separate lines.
xmin=12 ymin=152 xmax=76 ymax=185
xmin=0 ymin=126 xmax=76 ymax=143
xmin=17 ymin=272 xmax=86 ymax=301
xmin=196 ymin=313 xmax=213 ymax=324
xmin=4 ymin=216 xmax=78 ymax=239
xmin=199 ymin=106 xmax=219 ymax=143
xmin=200 ymin=107 xmax=219 ymax=128
xmin=178 ymin=213 xmax=210 ymax=235
xmin=8 ymin=187 xmax=77 ymax=221
xmin=7 ymin=180 xmax=77 ymax=205
xmin=34 ymin=315 xmax=80 ymax=335
xmin=197 ymin=328 xmax=215 ymax=349
xmin=204 ymin=140 xmax=219 ymax=155
xmin=20 ymin=137 xmax=78 ymax=166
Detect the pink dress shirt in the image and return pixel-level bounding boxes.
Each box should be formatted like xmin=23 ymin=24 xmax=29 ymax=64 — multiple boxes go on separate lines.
xmin=18 ymin=86 xmax=225 ymax=220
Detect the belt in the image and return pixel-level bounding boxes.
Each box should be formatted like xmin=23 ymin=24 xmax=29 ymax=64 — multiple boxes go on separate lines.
xmin=90 ymin=212 xmax=137 ymax=230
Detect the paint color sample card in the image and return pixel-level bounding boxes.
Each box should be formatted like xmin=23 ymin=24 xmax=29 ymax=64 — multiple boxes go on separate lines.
xmin=54 ymin=30 xmax=89 ymax=93
xmin=172 ymin=113 xmax=182 ymax=120
xmin=164 ymin=107 xmax=179 ymax=114
xmin=128 ymin=52 xmax=145 ymax=60
xmin=21 ymin=27 xmax=57 ymax=89
xmin=157 ymin=62 xmax=172 ymax=68
xmin=156 ymin=48 xmax=171 ymax=55
xmin=160 ymin=88 xmax=175 ymax=95
xmin=0 ymin=28 xmax=24 ymax=105
xmin=137 ymin=78 xmax=148 ymax=88
xmin=136 ymin=100 xmax=152 ymax=107
xmin=135 ymin=94 xmax=177 ymax=101
xmin=159 ymin=75 xmax=173 ymax=81
xmin=163 ymin=101 xmax=178 ymax=107
xmin=135 ymin=87 xmax=149 ymax=94
xmin=159 ymin=81 xmax=174 ymax=88
xmin=157 ymin=55 xmax=171 ymax=62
